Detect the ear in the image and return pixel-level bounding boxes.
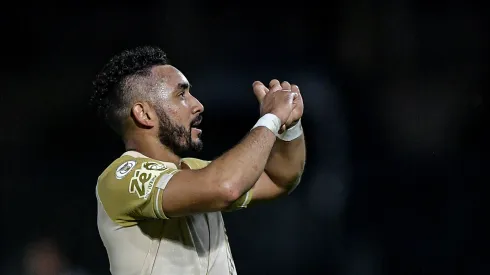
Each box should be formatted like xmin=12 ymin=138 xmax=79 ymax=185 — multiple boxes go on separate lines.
xmin=131 ymin=102 xmax=157 ymax=128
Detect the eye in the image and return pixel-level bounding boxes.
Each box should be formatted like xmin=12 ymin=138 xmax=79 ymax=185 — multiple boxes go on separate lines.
xmin=178 ymin=91 xmax=186 ymax=99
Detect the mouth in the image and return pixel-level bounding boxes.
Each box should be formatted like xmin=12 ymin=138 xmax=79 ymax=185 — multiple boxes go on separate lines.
xmin=191 ymin=127 xmax=202 ymax=138
xmin=191 ymin=116 xmax=202 ymax=128
xmin=191 ymin=116 xmax=203 ymax=134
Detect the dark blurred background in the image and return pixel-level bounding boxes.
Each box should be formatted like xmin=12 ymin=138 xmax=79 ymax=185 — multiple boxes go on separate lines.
xmin=1 ymin=1 xmax=488 ymax=274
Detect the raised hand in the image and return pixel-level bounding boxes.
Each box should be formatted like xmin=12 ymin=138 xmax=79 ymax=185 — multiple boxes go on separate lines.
xmin=253 ymin=80 xmax=298 ymax=126
xmin=253 ymin=79 xmax=304 ymax=130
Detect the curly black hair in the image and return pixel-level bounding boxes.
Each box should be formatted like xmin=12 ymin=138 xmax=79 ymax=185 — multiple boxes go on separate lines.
xmin=90 ymin=46 xmax=170 ymax=134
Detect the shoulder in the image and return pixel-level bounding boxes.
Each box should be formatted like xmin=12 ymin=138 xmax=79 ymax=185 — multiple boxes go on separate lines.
xmin=96 ymin=154 xmax=178 ymax=221
xmin=96 ymin=154 xmax=177 ymax=198
xmin=99 ymin=154 xmax=174 ymax=182
xmin=181 ymin=157 xmax=212 ymax=170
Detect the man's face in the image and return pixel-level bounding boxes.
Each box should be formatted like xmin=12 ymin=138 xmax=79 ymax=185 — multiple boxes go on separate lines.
xmin=151 ymin=65 xmax=204 ymax=156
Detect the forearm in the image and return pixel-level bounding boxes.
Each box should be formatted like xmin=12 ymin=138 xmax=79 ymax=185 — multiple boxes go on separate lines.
xmin=265 ymin=130 xmax=306 ymax=189
xmin=160 ymin=126 xmax=281 ymax=217
xmin=206 ymin=127 xmax=277 ymax=199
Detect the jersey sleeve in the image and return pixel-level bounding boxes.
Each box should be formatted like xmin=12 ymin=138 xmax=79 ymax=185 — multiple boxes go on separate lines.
xmin=97 ymin=156 xmax=179 ymax=227
xmin=225 ymin=190 xmax=253 ymax=212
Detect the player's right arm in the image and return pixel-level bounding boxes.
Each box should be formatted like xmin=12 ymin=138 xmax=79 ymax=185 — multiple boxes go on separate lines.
xmin=162 ymin=83 xmax=297 ymax=218
xmin=97 ymin=127 xmax=280 ymax=226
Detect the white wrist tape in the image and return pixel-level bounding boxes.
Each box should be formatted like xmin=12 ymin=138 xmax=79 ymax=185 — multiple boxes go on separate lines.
xmin=277 ymin=119 xmax=303 ymax=141
xmin=252 ymin=113 xmax=282 ymax=135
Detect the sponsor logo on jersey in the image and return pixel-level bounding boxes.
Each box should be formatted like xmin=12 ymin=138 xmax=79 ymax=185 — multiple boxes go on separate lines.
xmin=115 ymin=160 xmax=136 ymax=179
xmin=142 ymin=162 xmax=166 ymax=171
xmin=129 ymin=161 xmax=168 ymax=199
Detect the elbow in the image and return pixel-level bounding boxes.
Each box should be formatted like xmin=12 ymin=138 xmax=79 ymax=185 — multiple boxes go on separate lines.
xmin=286 ymin=174 xmax=303 ymax=195
xmin=218 ymin=180 xmax=242 ymax=207
xmin=202 ymin=167 xmax=243 ymax=210
xmin=287 ymin=162 xmax=305 ymax=193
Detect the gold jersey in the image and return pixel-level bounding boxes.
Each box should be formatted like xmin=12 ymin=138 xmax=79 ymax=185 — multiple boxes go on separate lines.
xmin=96 ymin=151 xmax=252 ymax=275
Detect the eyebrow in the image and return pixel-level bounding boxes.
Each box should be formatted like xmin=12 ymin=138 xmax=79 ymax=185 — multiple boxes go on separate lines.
xmin=177 ymin=82 xmax=191 ymax=91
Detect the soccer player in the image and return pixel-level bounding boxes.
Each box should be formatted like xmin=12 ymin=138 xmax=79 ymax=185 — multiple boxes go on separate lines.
xmin=90 ymin=46 xmax=306 ymax=275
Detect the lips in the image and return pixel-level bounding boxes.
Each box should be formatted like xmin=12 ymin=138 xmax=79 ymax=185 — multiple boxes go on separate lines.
xmin=191 ymin=115 xmax=202 ymax=128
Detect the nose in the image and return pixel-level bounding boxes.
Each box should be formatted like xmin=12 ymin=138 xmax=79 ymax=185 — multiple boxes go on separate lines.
xmin=190 ymin=94 xmax=204 ymax=114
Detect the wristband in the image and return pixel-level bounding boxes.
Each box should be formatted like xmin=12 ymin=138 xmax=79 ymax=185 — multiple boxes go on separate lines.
xmin=252 ymin=113 xmax=282 ymax=135
xmin=277 ymin=119 xmax=303 ymax=141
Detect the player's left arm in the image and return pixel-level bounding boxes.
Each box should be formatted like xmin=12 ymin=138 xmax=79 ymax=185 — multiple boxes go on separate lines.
xmin=223 ymin=79 xmax=305 ymax=211
xmin=249 ymin=80 xmax=306 ymax=202
xmin=265 ymin=128 xmax=305 ymax=192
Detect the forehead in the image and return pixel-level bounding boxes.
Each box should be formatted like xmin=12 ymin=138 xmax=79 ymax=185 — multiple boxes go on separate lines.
xmin=151 ymin=65 xmax=189 ymax=90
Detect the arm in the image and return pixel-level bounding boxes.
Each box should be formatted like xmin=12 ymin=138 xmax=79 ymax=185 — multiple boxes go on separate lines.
xmin=245 ymin=123 xmax=306 ymax=204
xmin=97 ymin=126 xmax=279 ymax=226
xmin=97 ymin=86 xmax=296 ymax=224
xmin=161 ymin=126 xmax=276 ymax=217
xmin=248 ymin=80 xmax=307 ymax=201
xmin=265 ymin=126 xmax=306 ymax=192
xmin=162 ymin=89 xmax=296 ymax=217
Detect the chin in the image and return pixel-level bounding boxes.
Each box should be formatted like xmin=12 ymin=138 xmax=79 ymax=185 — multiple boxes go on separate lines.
xmin=191 ymin=140 xmax=204 ymax=152
xmin=192 ymin=138 xmax=202 ymax=146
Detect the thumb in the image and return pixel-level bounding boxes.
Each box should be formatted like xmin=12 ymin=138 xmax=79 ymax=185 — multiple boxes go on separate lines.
xmin=252 ymin=81 xmax=269 ymax=103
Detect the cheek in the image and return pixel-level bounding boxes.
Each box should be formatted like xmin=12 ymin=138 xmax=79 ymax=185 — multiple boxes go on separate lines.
xmin=165 ymin=105 xmax=188 ymax=126
xmin=165 ymin=107 xmax=179 ymax=117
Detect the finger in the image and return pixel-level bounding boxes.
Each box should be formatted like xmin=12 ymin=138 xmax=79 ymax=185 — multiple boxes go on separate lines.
xmin=278 ymin=124 xmax=287 ymax=134
xmin=291 ymin=84 xmax=300 ymax=94
xmin=269 ymin=79 xmax=280 ymax=88
xmin=287 ymin=91 xmax=298 ymax=105
xmin=281 ymin=81 xmax=291 ymax=91
xmin=292 ymin=92 xmax=299 ymax=101
xmin=254 ymin=81 xmax=270 ymax=92
xmin=269 ymin=79 xmax=282 ymax=93
xmin=252 ymin=81 xmax=268 ymax=103
xmin=290 ymin=85 xmax=302 ymax=103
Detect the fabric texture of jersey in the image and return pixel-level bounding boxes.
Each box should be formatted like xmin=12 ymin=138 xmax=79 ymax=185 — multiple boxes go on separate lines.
xmin=96 ymin=151 xmax=251 ymax=275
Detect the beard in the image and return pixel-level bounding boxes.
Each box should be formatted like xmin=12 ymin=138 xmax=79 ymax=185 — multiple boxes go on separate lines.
xmin=156 ymin=107 xmax=203 ymax=156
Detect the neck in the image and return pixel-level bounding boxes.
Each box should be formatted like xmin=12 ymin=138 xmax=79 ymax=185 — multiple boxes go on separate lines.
xmin=123 ymin=132 xmax=181 ymax=167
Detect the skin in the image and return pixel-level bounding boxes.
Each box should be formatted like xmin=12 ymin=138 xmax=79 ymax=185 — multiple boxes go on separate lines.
xmin=248 ymin=80 xmax=306 ymax=202
xmin=121 ymin=64 xmax=306 ymax=217
xmin=123 ymin=65 xmax=203 ymax=166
